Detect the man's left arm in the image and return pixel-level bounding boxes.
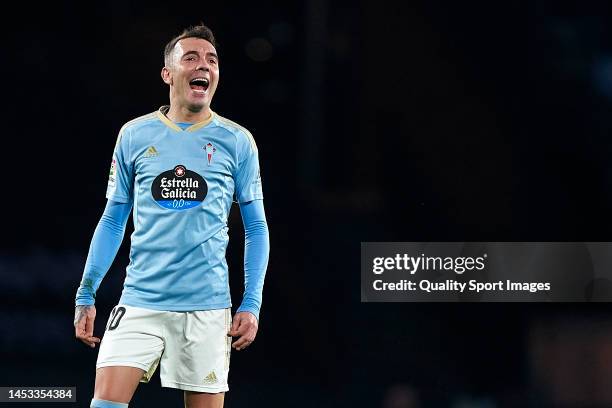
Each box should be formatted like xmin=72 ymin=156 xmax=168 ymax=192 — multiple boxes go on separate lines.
xmin=228 ymin=199 xmax=269 ymax=350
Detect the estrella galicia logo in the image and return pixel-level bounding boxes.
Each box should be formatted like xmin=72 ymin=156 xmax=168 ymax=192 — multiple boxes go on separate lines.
xmin=151 ymin=165 xmax=207 ymax=210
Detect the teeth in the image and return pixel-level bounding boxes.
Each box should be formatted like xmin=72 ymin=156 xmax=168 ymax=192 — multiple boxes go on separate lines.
xmin=191 ymin=78 xmax=209 ymax=85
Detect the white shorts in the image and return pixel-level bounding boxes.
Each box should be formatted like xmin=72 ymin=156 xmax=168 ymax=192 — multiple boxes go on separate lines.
xmin=96 ymin=304 xmax=232 ymax=393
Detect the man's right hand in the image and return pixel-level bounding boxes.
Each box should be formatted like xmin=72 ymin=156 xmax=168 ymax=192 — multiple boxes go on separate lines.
xmin=74 ymin=305 xmax=101 ymax=348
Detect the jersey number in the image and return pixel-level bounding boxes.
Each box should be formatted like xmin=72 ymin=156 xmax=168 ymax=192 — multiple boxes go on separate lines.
xmin=107 ymin=306 xmax=126 ymax=331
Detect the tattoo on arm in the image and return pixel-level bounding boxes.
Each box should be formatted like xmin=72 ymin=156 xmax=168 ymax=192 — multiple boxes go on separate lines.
xmin=74 ymin=305 xmax=92 ymax=327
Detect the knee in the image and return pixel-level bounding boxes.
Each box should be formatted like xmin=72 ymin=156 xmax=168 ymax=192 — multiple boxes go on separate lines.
xmin=90 ymin=398 xmax=129 ymax=408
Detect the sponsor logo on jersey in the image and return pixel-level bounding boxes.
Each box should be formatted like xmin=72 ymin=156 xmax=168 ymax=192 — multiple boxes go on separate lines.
xmin=144 ymin=146 xmax=159 ymax=158
xmin=151 ymin=165 xmax=207 ymax=210
xmin=204 ymin=143 xmax=216 ymax=165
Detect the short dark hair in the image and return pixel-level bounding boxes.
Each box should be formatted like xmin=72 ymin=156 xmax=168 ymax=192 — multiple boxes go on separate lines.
xmin=164 ymin=24 xmax=217 ymax=66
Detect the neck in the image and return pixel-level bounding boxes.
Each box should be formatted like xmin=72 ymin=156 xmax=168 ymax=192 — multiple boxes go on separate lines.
xmin=166 ymin=105 xmax=212 ymax=124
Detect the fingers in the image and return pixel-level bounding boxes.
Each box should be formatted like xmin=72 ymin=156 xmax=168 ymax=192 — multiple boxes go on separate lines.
xmin=229 ymin=314 xmax=258 ymax=351
xmin=75 ymin=323 xmax=101 ymax=348
xmin=228 ymin=315 xmax=241 ymax=337
xmin=82 ymin=336 xmax=101 ymax=348
xmin=74 ymin=305 xmax=100 ymax=348
xmin=231 ymin=334 xmax=254 ymax=351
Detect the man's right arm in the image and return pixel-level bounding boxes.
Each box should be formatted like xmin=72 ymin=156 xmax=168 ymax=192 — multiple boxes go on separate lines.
xmin=74 ymin=199 xmax=132 ymax=347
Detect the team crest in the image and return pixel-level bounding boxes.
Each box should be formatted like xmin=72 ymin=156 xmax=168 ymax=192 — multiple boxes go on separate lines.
xmin=204 ymin=143 xmax=216 ymax=165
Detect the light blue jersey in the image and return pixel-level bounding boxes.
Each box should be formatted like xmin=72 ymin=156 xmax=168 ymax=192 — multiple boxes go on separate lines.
xmin=105 ymin=106 xmax=263 ymax=311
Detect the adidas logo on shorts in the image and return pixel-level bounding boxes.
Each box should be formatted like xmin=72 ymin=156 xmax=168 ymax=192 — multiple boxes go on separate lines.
xmin=203 ymin=371 xmax=218 ymax=384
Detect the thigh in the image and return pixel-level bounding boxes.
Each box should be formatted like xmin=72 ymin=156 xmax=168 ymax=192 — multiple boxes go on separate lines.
xmin=184 ymin=390 xmax=225 ymax=408
xmin=96 ymin=305 xmax=166 ymax=382
xmin=160 ymin=308 xmax=231 ymax=393
xmin=94 ymin=366 xmax=144 ymax=403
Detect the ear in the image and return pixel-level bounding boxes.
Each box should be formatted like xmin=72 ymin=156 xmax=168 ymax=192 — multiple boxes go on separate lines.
xmin=161 ymin=66 xmax=172 ymax=85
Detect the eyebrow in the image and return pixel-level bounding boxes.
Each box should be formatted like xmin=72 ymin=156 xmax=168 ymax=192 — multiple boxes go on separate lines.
xmin=182 ymin=50 xmax=219 ymax=61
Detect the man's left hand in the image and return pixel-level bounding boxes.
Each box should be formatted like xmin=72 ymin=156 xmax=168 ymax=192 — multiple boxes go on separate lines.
xmin=228 ymin=311 xmax=258 ymax=351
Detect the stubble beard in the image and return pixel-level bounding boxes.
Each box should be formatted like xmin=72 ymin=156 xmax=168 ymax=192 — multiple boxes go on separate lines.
xmin=187 ymin=102 xmax=205 ymax=113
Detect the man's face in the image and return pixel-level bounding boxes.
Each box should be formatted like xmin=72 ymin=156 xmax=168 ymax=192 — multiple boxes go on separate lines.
xmin=163 ymin=37 xmax=219 ymax=112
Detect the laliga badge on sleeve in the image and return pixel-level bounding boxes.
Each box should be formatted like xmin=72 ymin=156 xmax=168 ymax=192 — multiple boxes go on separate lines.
xmin=108 ymin=158 xmax=117 ymax=188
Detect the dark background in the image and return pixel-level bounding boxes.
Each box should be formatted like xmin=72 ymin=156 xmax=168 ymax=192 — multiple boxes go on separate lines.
xmin=3 ymin=1 xmax=612 ymax=407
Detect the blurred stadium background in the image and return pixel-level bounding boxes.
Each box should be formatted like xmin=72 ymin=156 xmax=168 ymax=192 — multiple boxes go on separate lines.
xmin=3 ymin=1 xmax=612 ymax=407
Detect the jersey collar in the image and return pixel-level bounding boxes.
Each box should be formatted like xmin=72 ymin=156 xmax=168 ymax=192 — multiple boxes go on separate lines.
xmin=156 ymin=105 xmax=215 ymax=132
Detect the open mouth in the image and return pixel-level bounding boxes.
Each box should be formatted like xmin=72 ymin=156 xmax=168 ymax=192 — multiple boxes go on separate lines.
xmin=189 ymin=78 xmax=209 ymax=92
